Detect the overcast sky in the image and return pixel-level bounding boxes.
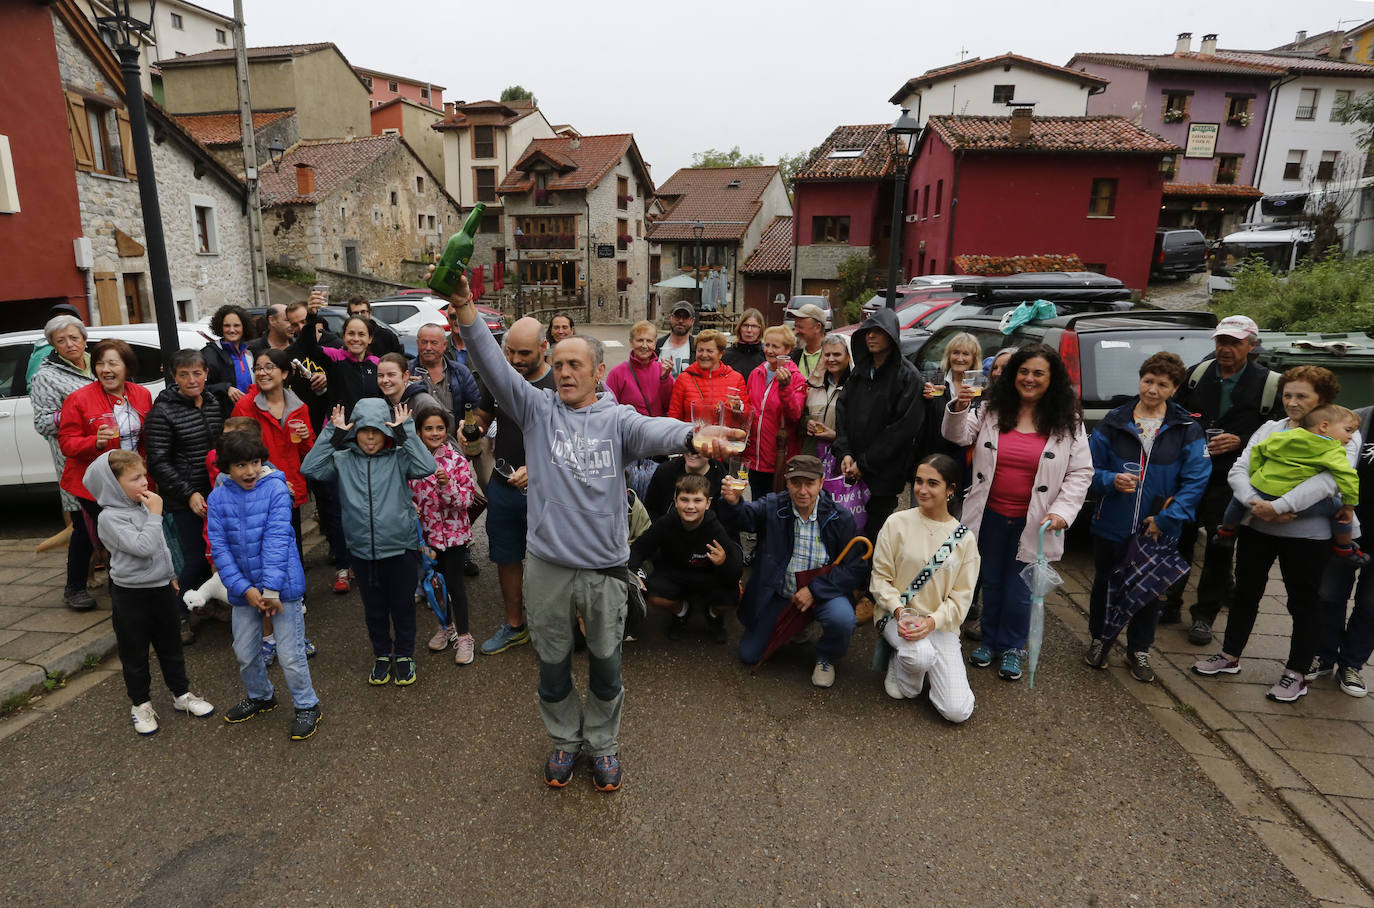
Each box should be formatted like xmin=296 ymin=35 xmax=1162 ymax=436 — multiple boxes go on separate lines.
xmin=211 ymin=0 xmax=1374 ymax=182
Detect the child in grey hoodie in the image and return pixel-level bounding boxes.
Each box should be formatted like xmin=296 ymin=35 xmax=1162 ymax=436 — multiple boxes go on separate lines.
xmin=84 ymin=450 xmax=214 ymax=735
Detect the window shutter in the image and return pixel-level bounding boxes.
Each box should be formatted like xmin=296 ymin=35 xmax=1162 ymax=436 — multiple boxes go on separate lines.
xmin=66 ymin=91 xmax=94 ymax=172
xmin=115 ymin=109 xmax=137 ymax=179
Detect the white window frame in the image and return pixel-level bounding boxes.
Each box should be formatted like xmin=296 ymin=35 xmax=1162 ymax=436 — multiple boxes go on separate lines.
xmin=215 ymin=28 xmax=227 ymax=45
xmin=0 ymin=136 xmax=19 ymax=214
xmin=170 ymin=12 xmax=184 ymax=29
xmin=190 ymin=194 xmax=219 ymax=255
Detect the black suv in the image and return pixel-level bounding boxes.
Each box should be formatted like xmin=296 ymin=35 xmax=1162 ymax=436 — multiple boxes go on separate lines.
xmin=1152 ymin=229 xmax=1208 ymax=279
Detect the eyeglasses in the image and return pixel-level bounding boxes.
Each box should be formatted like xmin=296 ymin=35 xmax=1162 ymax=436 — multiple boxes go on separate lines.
xmin=253 ymin=365 xmax=279 ymax=374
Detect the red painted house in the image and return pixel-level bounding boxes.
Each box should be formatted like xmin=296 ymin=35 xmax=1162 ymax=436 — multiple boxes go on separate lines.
xmin=905 ymin=112 xmax=1178 ymax=291
xmin=0 ymin=2 xmax=89 ymax=326
xmin=354 ymin=66 xmax=444 ymax=110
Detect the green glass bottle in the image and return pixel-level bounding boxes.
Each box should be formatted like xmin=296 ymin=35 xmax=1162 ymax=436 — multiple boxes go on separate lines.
xmin=428 ymin=203 xmax=486 ymax=297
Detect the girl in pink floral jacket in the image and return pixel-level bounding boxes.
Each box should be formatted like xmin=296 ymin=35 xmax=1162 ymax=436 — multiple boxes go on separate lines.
xmin=410 ymin=406 xmax=479 ymax=664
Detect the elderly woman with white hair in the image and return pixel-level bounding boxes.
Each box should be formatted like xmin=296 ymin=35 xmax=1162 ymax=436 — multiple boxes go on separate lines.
xmin=29 ymin=313 xmax=97 ymax=611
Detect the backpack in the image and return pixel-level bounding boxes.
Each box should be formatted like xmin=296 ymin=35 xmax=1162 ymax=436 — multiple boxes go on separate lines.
xmin=1187 ymin=359 xmax=1279 ymax=414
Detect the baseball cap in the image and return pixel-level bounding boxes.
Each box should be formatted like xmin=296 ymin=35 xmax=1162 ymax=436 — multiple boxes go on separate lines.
xmin=782 ymin=454 xmax=824 ymax=481
xmin=671 ymin=301 xmax=696 ymax=317
xmin=1213 ymin=315 xmax=1259 ymax=341
xmin=790 ymin=303 xmax=827 ymax=325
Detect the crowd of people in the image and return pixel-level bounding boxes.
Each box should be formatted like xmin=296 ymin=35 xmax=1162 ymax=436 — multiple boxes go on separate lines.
xmin=32 ymin=279 xmax=1374 ymax=790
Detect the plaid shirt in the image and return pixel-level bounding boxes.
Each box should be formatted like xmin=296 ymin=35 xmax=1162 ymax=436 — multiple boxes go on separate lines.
xmin=781 ymin=504 xmax=827 ymax=598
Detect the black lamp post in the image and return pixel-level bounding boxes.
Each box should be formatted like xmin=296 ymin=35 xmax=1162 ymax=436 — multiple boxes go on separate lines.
xmin=266 ymin=137 xmax=287 ymax=172
xmin=692 ymin=219 xmax=705 ymax=308
xmin=95 ymin=0 xmax=180 ymax=370
xmin=884 ymin=108 xmax=921 ymax=309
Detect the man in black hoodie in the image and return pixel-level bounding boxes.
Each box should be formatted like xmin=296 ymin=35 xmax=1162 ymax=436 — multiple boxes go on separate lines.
xmin=830 ymin=307 xmax=924 ymax=542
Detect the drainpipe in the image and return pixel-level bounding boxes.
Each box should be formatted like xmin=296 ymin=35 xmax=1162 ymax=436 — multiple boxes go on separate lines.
xmin=1252 ymin=74 xmax=1297 ymax=223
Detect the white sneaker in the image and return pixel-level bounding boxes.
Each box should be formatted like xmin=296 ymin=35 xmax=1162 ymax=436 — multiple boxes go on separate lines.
xmin=883 ymin=662 xmax=904 ymax=699
xmin=131 ymin=701 xmax=159 ymax=735
xmin=172 ymin=691 xmax=215 ymax=717
xmin=811 ymin=660 xmax=836 ymax=689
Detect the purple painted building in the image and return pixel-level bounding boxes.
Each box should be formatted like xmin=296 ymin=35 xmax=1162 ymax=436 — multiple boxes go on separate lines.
xmin=1070 ymin=33 xmax=1282 ymax=238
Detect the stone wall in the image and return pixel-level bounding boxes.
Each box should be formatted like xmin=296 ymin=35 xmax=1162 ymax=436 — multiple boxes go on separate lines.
xmin=314 ymin=266 xmax=413 ymax=301
xmin=796 ymin=243 xmax=872 ymax=283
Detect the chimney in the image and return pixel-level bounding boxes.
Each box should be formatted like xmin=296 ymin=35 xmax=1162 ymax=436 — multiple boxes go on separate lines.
xmin=344 ymin=125 xmax=356 ymax=141
xmin=295 ymin=162 xmax=315 ymax=197
xmin=1328 ymin=30 xmax=1346 ymax=60
xmin=569 ymin=136 xmax=581 ymax=150
xmin=444 ymin=101 xmax=454 ymax=116
xmin=1175 ymin=32 xmax=1192 ymax=54
xmin=1200 ymin=33 xmax=1217 ymax=55
xmin=1009 ymin=106 xmax=1033 ymax=145
xmin=1295 ymin=29 xmax=1307 ymax=44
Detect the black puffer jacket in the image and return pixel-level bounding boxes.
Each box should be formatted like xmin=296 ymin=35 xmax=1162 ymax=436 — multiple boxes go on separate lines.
xmin=145 ymin=388 xmax=224 ymax=511
xmin=830 ymin=307 xmax=924 ymax=497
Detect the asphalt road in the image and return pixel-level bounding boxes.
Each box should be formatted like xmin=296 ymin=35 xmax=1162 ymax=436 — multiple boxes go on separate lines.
xmin=0 ymin=530 xmax=1314 ymax=905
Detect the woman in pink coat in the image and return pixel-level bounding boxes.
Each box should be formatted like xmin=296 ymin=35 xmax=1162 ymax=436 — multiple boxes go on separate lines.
xmin=744 ymin=325 xmax=806 ymax=498
xmin=942 ymin=343 xmax=1092 ymax=683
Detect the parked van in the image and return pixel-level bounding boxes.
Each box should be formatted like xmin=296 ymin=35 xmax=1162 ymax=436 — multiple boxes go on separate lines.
xmin=1208 ymin=226 xmax=1314 ymax=295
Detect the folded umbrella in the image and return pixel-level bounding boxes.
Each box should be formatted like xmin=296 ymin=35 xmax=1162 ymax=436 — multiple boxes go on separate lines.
xmin=753 ymin=536 xmax=873 ymax=669
xmin=416 ymin=520 xmax=449 ymax=626
xmin=1100 ymin=524 xmax=1190 ymax=648
xmin=1018 ymin=521 xmax=1063 ymax=690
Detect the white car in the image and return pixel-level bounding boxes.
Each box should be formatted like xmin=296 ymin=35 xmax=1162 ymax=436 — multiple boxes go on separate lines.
xmin=0 ymin=322 xmax=212 ymax=488
xmin=784 ymin=295 xmax=833 ymax=330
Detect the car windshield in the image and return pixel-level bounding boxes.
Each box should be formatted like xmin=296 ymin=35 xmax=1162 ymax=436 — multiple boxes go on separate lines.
xmin=1079 ymin=330 xmax=1216 ymax=403
xmin=1211 ymin=241 xmax=1300 ymax=277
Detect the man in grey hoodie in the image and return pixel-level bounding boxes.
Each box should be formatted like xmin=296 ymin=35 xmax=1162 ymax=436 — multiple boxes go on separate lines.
xmin=444 ymin=275 xmax=737 ymax=793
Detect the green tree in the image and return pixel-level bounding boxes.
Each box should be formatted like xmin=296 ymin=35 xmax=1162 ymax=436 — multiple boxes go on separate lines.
xmin=500 ymin=85 xmax=538 ymax=107
xmin=1212 ymin=253 xmax=1374 ymax=332
xmin=834 ymin=253 xmax=876 ymax=326
xmin=1335 ymin=92 xmax=1374 ymax=150
xmin=690 ymin=146 xmax=765 ymax=168
xmin=777 ymin=146 xmax=820 ymax=196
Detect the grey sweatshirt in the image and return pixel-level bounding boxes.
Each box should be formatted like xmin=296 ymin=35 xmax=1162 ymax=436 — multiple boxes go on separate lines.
xmin=460 ymin=318 xmax=692 ymax=569
xmin=83 ymin=451 xmax=176 ymax=589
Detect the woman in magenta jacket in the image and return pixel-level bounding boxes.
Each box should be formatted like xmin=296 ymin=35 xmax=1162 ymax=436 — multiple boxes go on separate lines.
xmin=744 ymin=324 xmax=807 ymax=498
xmin=605 ymin=320 xmax=674 ymax=417
xmin=58 ymin=339 xmax=153 ymax=514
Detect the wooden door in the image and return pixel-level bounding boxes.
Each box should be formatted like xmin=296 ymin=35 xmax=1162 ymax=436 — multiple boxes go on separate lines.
xmin=123 ymin=273 xmax=147 ymax=323
xmin=93 ymin=272 xmax=121 ymax=325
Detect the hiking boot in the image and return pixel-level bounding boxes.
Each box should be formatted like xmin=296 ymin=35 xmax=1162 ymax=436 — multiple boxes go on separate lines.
xmin=463 ymin=554 xmax=480 ymax=577
xmin=592 ymin=753 xmax=623 ymax=792
xmin=704 ymin=609 xmax=728 ymax=644
xmin=130 ymin=701 xmax=158 ymax=736
xmin=428 ymin=625 xmax=453 ymax=652
xmin=453 ymin=633 xmax=475 ymax=665
xmin=290 ymin=705 xmax=322 ymax=741
xmin=224 ymin=696 xmax=277 ymax=723
xmin=1084 ymin=639 xmax=1107 ymax=669
xmin=1338 ymin=666 xmax=1368 ymax=698
xmin=180 ymin=617 xmax=196 ymax=645
xmin=1192 ymin=653 xmax=1240 ymax=676
xmin=999 ymin=650 xmax=1023 ymax=681
xmin=1126 ymin=651 xmax=1155 ymax=683
xmin=171 ymin=691 xmax=214 ymax=717
xmin=668 ymin=611 xmax=690 ymax=641
xmin=1306 ymin=656 xmax=1336 ymax=681
xmin=261 ymin=638 xmax=276 ymax=667
xmin=1187 ymin=620 xmax=1213 ymax=646
xmin=811 ymin=660 xmax=836 ymax=688
xmin=480 ymin=623 xmax=530 ymax=655
xmin=368 ymin=657 xmax=392 ymax=686
xmin=969 ymin=644 xmax=994 ymax=668
xmin=333 ymin=569 xmax=351 ymax=594
xmin=63 ymin=587 xmax=96 ymax=611
xmin=392 ymin=656 xmax=417 ymax=686
xmin=1265 ymin=669 xmax=1308 ymax=703
xmin=545 ymin=748 xmax=577 ymax=787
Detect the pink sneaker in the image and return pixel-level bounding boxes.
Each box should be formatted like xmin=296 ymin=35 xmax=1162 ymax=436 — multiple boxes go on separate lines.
xmin=454 ymin=633 xmax=475 ymax=665
xmin=427 ymin=625 xmax=454 ymax=652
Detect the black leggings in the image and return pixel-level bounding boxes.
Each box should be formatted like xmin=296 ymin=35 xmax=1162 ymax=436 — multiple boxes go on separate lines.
xmin=65 ymin=508 xmax=94 ymax=593
xmin=110 ymin=583 xmax=189 ymax=704
xmin=434 ymin=545 xmax=471 ymax=634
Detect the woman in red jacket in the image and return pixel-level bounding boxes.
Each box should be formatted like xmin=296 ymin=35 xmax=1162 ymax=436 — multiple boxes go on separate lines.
xmin=667 ymin=329 xmax=747 ymax=423
xmin=744 ymin=325 xmax=806 ymax=497
xmin=58 ymin=339 xmax=153 ymax=518
xmin=232 ymin=348 xmax=315 ymax=544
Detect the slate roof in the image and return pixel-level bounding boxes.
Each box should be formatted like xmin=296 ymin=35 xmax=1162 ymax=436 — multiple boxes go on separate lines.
xmin=647 ymin=166 xmax=780 ymax=242
xmin=495 ymin=134 xmax=652 ymax=196
xmin=926 ymin=115 xmax=1179 ymax=154
xmin=174 ymin=110 xmax=294 ymax=146
xmin=740 ymin=216 xmax=793 ymax=274
xmin=793 ymin=125 xmax=895 ymax=182
xmin=258 ymin=135 xmax=398 ymax=205
xmin=1069 ymin=52 xmax=1285 ymax=76
xmin=1162 ymin=182 xmax=1264 ymax=200
xmin=890 ymin=53 xmax=1110 ymax=103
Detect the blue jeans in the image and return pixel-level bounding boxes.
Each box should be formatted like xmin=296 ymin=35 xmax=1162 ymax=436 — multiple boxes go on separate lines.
xmin=1316 ymin=557 xmax=1374 ymax=671
xmin=738 ymin=594 xmax=856 ymax=665
xmin=977 ymin=509 xmax=1032 ymax=653
xmin=231 ymin=599 xmax=318 ymax=709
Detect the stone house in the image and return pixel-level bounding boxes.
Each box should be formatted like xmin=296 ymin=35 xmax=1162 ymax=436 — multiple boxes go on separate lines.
xmin=889 ymin=53 xmax=1110 ymax=127
xmin=646 ymin=166 xmax=792 ymax=319
xmin=496 ymin=134 xmax=654 ymax=322
xmin=258 ymin=134 xmax=460 ymax=286
xmin=174 ymin=109 xmax=299 ymax=179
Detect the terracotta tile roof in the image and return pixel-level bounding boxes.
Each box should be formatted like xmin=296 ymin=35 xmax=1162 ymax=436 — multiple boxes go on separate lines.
xmin=1069 ymin=52 xmax=1285 ymax=76
xmin=353 ymin=66 xmax=446 ymax=92
xmin=158 ymin=43 xmax=335 ymax=66
xmin=647 ymin=166 xmax=780 ymax=242
xmin=1162 ymin=182 xmax=1264 ymax=200
xmin=793 ymin=124 xmax=895 ymax=182
xmin=927 ymin=115 xmax=1180 ymax=154
xmin=1214 ymin=49 xmax=1374 ymax=77
xmin=173 ymin=110 xmax=294 ymax=147
xmin=433 ymin=100 xmax=539 ymax=131
xmin=259 ymin=135 xmax=398 ymax=206
xmin=741 ymin=216 xmax=793 ymax=274
xmin=890 ymin=53 xmax=1110 ymax=103
xmin=495 ymin=134 xmax=650 ymax=196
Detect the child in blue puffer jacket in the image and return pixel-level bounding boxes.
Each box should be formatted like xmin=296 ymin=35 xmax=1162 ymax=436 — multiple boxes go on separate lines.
xmin=208 ymin=430 xmax=321 ymax=741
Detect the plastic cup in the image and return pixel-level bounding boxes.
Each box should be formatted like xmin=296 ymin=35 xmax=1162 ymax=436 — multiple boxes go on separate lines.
xmin=1123 ymin=461 xmax=1143 ymax=480
xmin=963 ymin=373 xmax=987 ymax=397
xmin=720 ymin=407 xmax=751 ymax=456
xmin=926 ymin=370 xmax=946 ymax=397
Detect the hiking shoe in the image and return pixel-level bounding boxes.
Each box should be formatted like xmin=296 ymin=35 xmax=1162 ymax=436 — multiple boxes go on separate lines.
xmin=179 ymin=617 xmax=195 ymax=645
xmin=171 ymin=691 xmax=214 ymax=717
xmin=224 ymin=696 xmax=277 ymax=723
xmin=1306 ymin=656 xmax=1336 ymax=681
xmin=333 ymin=569 xmax=351 ymax=594
xmin=428 ymin=625 xmax=453 ymax=652
xmin=368 ymin=657 xmax=392 ymax=686
xmin=1192 ymin=653 xmax=1240 ymax=676
xmin=480 ymin=623 xmax=530 ymax=655
xmin=999 ymin=650 xmax=1023 ymax=681
xmin=304 ymin=638 xmax=317 ymax=658
xmin=1126 ymin=651 xmax=1155 ymax=683
xmin=1084 ymin=639 xmax=1107 ymax=669
xmin=453 ymin=633 xmax=475 ymax=665
xmin=290 ymin=705 xmax=322 ymax=741
xmin=592 ymin=753 xmax=623 ymax=792
xmin=705 ymin=609 xmax=728 ymax=644
xmin=261 ymin=638 xmax=276 ymax=667
xmin=811 ymin=660 xmax=836 ymax=688
xmin=1187 ymin=620 xmax=1213 ymax=646
xmin=1338 ymin=666 xmax=1368 ymax=698
xmin=463 ymin=555 xmax=480 ymax=577
xmin=883 ymin=662 xmax=904 ymax=699
xmin=544 ymin=748 xmax=577 ymax=787
xmin=668 ymin=611 xmax=689 ymax=641
xmin=1266 ymin=669 xmax=1308 ymax=703
xmin=969 ymin=644 xmax=994 ymax=668
xmin=130 ymin=701 xmax=158 ymax=735
xmin=63 ymin=587 xmax=96 ymax=611
xmin=392 ymin=657 xmax=416 ymax=686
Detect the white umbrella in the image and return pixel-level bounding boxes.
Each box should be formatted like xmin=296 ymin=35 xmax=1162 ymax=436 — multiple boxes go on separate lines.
xmin=653 ymin=273 xmax=700 ymax=289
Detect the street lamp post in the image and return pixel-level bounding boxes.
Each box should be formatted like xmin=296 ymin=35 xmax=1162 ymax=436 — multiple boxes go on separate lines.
xmin=513 ymin=227 xmax=524 ymax=318
xmin=95 ymin=0 xmax=180 ymax=369
xmin=692 ymin=220 xmax=705 ymax=308
xmin=884 ymin=108 xmax=921 ymax=309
